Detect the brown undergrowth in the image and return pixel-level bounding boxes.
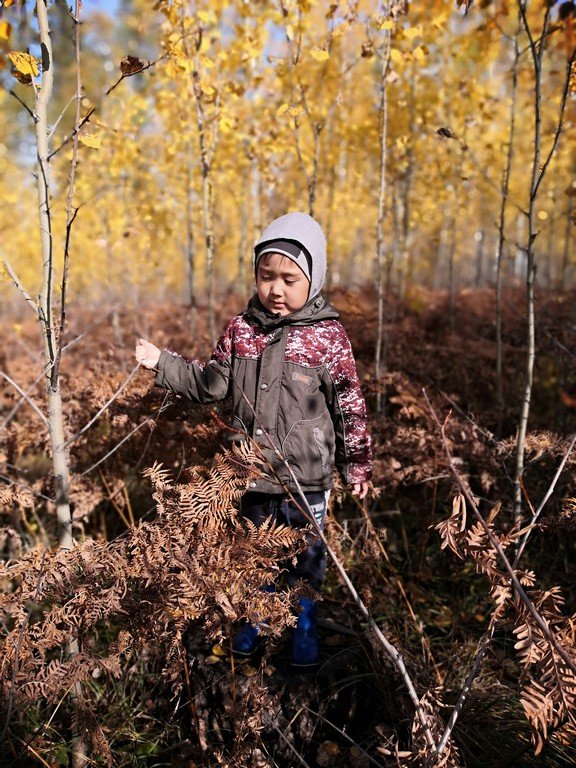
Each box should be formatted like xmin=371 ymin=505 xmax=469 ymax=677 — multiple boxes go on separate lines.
xmin=1 ymin=287 xmax=576 ymax=766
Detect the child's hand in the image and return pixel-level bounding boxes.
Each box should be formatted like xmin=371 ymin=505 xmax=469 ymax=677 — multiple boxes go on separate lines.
xmin=351 ymin=482 xmax=369 ymax=500
xmin=135 ymin=338 xmax=161 ymax=369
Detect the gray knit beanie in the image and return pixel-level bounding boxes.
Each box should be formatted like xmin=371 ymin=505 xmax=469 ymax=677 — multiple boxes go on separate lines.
xmin=254 ymin=212 xmax=327 ymax=300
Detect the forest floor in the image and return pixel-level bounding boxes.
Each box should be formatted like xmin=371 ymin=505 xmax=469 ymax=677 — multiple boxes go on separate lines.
xmin=1 ymin=285 xmax=576 ymax=767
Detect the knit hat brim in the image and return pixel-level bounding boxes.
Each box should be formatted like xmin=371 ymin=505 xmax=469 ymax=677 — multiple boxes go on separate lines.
xmin=254 ymin=239 xmax=312 ymax=282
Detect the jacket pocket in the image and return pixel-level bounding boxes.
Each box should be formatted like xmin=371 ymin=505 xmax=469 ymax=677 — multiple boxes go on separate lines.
xmin=282 ymin=412 xmax=335 ymax=483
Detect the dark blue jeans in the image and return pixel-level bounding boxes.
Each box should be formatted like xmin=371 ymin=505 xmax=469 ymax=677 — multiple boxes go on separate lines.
xmin=240 ymin=491 xmax=329 ymax=590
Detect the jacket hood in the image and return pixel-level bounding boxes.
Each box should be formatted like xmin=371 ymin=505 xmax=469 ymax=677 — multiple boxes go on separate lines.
xmin=245 ymin=292 xmax=339 ymax=331
xmin=254 ymin=212 xmax=327 ymax=300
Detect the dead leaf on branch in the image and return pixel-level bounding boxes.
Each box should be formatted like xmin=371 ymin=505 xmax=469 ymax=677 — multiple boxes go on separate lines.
xmin=436 ymin=126 xmax=469 ymax=150
xmin=120 ymin=55 xmax=147 ymax=77
xmin=456 ymin=0 xmax=474 ymax=13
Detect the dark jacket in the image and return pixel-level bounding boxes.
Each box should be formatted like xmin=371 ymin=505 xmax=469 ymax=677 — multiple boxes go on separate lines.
xmin=155 ymin=294 xmax=372 ymax=494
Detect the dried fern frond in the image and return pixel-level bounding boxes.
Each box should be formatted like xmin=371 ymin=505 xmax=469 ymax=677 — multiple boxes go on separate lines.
xmin=411 ymin=690 xmax=462 ymax=768
xmin=434 ymin=493 xmax=467 ymax=558
xmin=0 ymin=443 xmax=308 ymax=710
xmin=436 ymin=495 xmax=576 ymax=758
xmin=0 ymin=483 xmax=35 ymax=510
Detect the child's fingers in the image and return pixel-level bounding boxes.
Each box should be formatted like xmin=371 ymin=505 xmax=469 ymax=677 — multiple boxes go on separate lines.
xmin=351 ymin=482 xmax=369 ymax=499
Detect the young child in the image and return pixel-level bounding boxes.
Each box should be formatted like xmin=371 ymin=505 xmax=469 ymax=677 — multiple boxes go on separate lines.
xmin=135 ymin=211 xmax=372 ymax=666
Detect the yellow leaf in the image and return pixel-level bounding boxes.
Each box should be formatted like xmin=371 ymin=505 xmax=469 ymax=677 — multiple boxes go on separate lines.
xmin=378 ymin=19 xmax=394 ymax=30
xmin=166 ymin=42 xmax=186 ymax=60
xmin=289 ymin=105 xmax=304 ymax=117
xmin=0 ymin=21 xmax=12 ymax=41
xmin=219 ymin=115 xmax=235 ymax=133
xmin=403 ymin=26 xmax=421 ymax=40
xmin=4 ymin=0 xmax=14 ymax=6
xmin=8 ymin=50 xmax=39 ymax=78
xmin=159 ymin=4 xmax=179 ymax=24
xmin=433 ymin=12 xmax=449 ymax=30
xmin=277 ymin=103 xmax=289 ymax=117
xmin=310 ymin=48 xmax=330 ymax=61
xmin=211 ymin=643 xmax=227 ymax=657
xmin=412 ymin=45 xmax=426 ymax=62
xmin=197 ymin=9 xmax=212 ymax=23
xmin=390 ymin=48 xmax=403 ymax=64
xmin=79 ymin=133 xmax=101 ymax=149
xmin=201 ymin=83 xmax=216 ymax=97
xmin=164 ymin=58 xmax=183 ymax=79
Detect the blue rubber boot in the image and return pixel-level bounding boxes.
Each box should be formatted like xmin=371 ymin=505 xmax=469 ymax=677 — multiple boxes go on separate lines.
xmin=232 ymin=622 xmax=261 ymax=656
xmin=291 ymin=598 xmax=319 ymax=668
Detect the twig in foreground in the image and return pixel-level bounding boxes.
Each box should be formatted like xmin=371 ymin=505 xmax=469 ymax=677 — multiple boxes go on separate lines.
xmin=304 ymin=706 xmax=387 ymax=768
xmin=63 ymin=364 xmax=140 ymax=448
xmin=0 ymin=372 xmax=49 ymax=429
xmin=513 ymin=432 xmax=576 ymax=567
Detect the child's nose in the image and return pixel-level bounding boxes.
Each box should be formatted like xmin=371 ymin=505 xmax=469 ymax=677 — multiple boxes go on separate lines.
xmin=270 ymin=280 xmax=283 ymax=295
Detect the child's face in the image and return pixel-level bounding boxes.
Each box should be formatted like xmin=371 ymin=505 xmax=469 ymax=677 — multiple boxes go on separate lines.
xmin=256 ymin=253 xmax=310 ymax=316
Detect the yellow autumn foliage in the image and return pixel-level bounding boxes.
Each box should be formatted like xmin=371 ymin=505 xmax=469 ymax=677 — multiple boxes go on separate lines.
xmin=0 ymin=0 xmax=573 ymax=311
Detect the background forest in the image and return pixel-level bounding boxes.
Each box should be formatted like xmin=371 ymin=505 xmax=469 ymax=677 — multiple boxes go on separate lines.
xmin=1 ymin=0 xmax=576 ymax=767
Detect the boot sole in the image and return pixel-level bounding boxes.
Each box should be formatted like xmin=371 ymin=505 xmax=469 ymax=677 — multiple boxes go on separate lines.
xmin=291 ymin=659 xmax=320 ymax=669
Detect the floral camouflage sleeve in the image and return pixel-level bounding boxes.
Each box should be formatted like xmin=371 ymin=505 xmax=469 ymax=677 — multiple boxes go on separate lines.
xmin=321 ymin=322 xmax=372 ymax=484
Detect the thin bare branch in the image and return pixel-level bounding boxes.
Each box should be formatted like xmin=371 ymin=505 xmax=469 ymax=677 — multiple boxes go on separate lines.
xmin=2 ymin=259 xmax=37 ymax=315
xmin=0 ymin=371 xmax=49 ymax=428
xmin=1 ymin=370 xmax=46 ymax=429
xmin=268 ymin=721 xmax=312 ymax=768
xmin=437 ymin=629 xmax=494 ymax=754
xmin=80 ymin=401 xmax=171 ymax=476
xmin=0 ymin=474 xmax=53 ymax=504
xmin=8 ymin=88 xmax=34 ymax=119
xmin=59 ymin=12 xmax=84 ymax=365
xmin=48 ymin=94 xmax=77 ymax=140
xmin=534 ymin=49 xmax=576 ymax=198
xmin=134 ymin=391 xmax=171 ymax=469
xmin=105 ymin=56 xmax=164 ymax=97
xmin=47 ymin=106 xmax=95 ymax=160
xmin=513 ymin=432 xmax=576 ymax=567
xmin=304 ymin=707 xmax=387 ymax=768
xmin=63 ymin=364 xmax=140 ymax=448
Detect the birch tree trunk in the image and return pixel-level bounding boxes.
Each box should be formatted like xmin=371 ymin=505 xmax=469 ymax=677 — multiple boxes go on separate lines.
xmin=512 ymin=21 xmax=574 ymax=520
xmin=36 ymin=3 xmax=87 ymax=765
xmin=513 ymin=1 xmax=563 ymax=524
xmin=374 ymin=20 xmax=391 ymax=414
xmin=560 ymin=192 xmax=574 ymax=290
xmin=35 ymin=0 xmax=73 ymax=553
xmin=184 ymin=148 xmax=197 ymax=337
xmin=495 ymin=24 xmax=519 ymax=435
